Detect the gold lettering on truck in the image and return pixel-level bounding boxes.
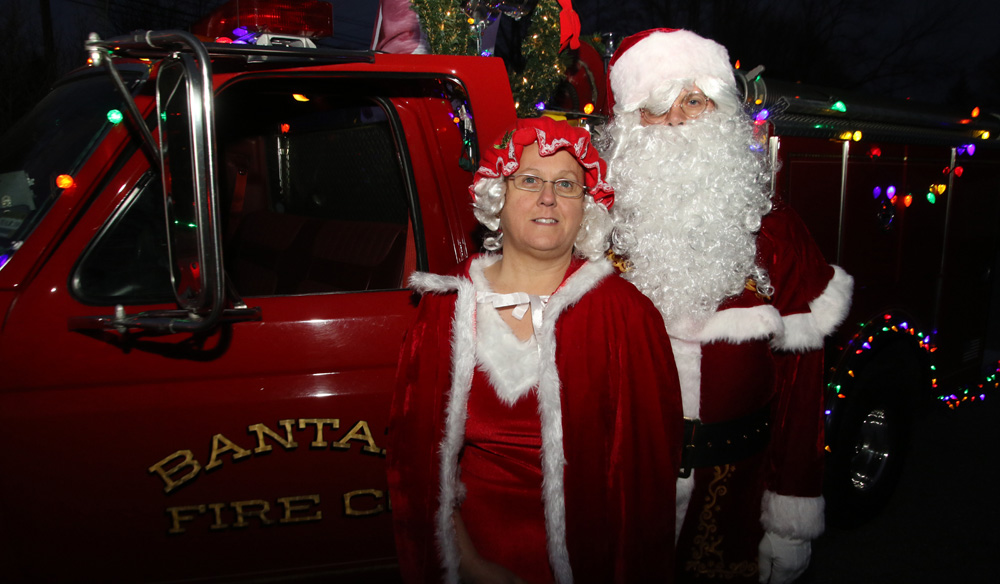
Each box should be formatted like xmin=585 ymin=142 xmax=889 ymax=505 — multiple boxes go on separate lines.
xmin=148 ymin=450 xmax=202 ymax=494
xmin=343 ymin=489 xmax=385 ymax=517
xmin=205 ymin=433 xmax=253 ymax=471
xmin=148 ymin=418 xmax=386 ymax=493
xmin=279 ymin=494 xmax=323 ymax=523
xmin=166 ymin=494 xmax=323 ymax=534
xmin=332 ymin=420 xmax=382 ymax=454
xmin=231 ymin=499 xmax=275 ymax=528
xmin=249 ymin=419 xmax=298 ymax=453
xmin=298 ymin=418 xmax=340 ymax=447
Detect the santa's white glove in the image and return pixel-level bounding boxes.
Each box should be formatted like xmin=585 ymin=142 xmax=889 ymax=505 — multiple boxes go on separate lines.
xmin=758 ymin=531 xmax=811 ymax=584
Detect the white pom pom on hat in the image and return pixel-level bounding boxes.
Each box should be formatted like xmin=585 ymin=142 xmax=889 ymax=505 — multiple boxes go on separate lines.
xmin=608 ymin=28 xmax=739 ymax=115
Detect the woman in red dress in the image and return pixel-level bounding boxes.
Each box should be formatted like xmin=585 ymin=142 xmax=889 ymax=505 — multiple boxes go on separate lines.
xmin=387 ymin=117 xmax=683 ymax=584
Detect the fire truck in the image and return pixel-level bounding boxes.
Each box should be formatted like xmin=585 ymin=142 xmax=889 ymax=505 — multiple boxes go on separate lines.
xmin=1 ymin=0 xmax=998 ymax=581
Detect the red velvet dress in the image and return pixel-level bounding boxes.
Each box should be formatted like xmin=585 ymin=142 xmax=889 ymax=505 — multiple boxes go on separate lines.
xmin=460 ymin=367 xmax=554 ymax=584
xmin=387 ymin=256 xmax=684 ymax=584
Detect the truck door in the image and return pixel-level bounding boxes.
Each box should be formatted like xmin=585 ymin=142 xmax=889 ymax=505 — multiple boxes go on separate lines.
xmin=0 ymin=59 xmax=484 ymax=583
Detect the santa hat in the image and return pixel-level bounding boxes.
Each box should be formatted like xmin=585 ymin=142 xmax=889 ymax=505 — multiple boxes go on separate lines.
xmin=608 ymin=28 xmax=739 ymax=116
xmin=471 ymin=116 xmax=615 ymax=210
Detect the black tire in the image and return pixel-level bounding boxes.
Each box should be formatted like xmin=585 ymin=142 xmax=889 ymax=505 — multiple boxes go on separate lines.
xmin=824 ymin=344 xmax=921 ymax=527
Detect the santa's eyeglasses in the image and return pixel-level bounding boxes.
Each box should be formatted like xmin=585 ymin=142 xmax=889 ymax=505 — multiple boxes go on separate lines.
xmin=639 ymin=91 xmax=713 ymax=123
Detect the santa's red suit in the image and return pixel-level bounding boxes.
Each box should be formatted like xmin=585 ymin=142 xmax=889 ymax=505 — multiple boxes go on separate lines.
xmin=668 ymin=200 xmax=853 ymax=582
xmin=387 ymin=254 xmax=684 ymax=584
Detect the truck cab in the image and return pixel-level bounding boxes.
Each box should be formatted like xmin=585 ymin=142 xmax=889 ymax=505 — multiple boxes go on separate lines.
xmin=0 ymin=11 xmax=515 ymax=581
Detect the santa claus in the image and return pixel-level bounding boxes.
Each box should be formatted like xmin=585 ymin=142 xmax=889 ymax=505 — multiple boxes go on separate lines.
xmin=602 ymin=29 xmax=854 ymax=584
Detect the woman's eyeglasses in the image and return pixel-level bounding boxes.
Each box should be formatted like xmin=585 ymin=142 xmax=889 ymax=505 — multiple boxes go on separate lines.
xmin=509 ymin=174 xmax=586 ymax=199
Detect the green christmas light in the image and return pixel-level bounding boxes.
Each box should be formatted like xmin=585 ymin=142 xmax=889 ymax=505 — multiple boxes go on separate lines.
xmin=107 ymin=109 xmax=124 ymax=124
xmin=831 ymin=101 xmax=847 ymax=112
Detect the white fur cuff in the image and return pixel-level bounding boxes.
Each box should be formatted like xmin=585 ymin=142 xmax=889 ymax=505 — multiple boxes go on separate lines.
xmin=760 ymin=491 xmax=825 ymax=540
xmin=772 ymin=265 xmax=853 ymax=352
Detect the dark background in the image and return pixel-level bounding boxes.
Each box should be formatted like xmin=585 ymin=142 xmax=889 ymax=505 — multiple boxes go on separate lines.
xmin=1 ymin=1 xmax=997 ymax=582
xmin=3 ymin=0 xmax=999 ymax=134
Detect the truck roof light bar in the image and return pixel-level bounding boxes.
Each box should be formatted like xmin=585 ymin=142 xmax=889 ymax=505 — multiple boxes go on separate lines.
xmin=192 ymin=0 xmax=334 ymax=43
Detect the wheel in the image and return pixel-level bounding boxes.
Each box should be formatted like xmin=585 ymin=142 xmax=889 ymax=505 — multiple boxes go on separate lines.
xmin=824 ymin=343 xmax=922 ymax=527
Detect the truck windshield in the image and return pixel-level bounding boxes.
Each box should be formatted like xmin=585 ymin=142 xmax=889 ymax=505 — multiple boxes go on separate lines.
xmin=0 ymin=67 xmax=145 ymax=270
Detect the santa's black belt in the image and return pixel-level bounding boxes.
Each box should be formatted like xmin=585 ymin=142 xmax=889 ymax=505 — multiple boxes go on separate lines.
xmin=678 ymin=406 xmax=771 ymax=478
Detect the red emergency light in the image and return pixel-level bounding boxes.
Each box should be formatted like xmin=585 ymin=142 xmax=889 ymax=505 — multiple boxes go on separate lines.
xmin=192 ymin=0 xmax=334 ymax=41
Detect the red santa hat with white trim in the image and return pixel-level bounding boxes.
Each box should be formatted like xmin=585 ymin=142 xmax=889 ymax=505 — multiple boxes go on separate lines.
xmin=607 ymin=28 xmax=741 ymax=117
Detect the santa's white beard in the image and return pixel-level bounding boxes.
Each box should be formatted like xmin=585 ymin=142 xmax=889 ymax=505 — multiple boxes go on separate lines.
xmin=605 ymin=113 xmax=773 ymax=333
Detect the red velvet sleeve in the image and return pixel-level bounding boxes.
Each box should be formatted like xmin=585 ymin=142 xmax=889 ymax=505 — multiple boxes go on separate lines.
xmin=759 ymin=203 xmax=834 ymax=498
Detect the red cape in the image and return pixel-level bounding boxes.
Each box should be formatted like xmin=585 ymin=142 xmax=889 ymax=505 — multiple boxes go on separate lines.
xmin=387 ymin=256 xmax=683 ymax=583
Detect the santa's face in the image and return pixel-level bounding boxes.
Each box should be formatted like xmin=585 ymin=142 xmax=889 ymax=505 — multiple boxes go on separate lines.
xmin=499 ymin=144 xmax=586 ymax=263
xmin=638 ymin=84 xmax=717 ymax=127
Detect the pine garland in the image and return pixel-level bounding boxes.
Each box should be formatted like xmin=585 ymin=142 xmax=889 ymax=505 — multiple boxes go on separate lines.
xmin=412 ymin=0 xmax=565 ymax=117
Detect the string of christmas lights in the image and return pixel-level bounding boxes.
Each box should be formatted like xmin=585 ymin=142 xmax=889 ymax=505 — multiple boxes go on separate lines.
xmin=830 ymin=311 xmax=995 ymax=410
xmin=940 ymin=361 xmax=999 ymax=409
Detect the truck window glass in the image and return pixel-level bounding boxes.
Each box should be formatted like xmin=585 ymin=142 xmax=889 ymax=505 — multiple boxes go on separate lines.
xmin=73 ymin=77 xmax=421 ymax=306
xmin=73 ymin=173 xmax=173 ymax=305
xmin=0 ymin=70 xmax=142 ymax=271
xmin=215 ymin=79 xmax=413 ymax=296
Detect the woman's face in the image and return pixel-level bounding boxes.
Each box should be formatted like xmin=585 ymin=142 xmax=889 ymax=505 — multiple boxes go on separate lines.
xmin=499 ymin=143 xmax=586 ymax=262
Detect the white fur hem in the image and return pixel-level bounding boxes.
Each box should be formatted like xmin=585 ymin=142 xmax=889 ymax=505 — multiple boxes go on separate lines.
xmin=772 ymin=265 xmax=853 ymax=352
xmin=760 ymin=491 xmax=825 ymax=540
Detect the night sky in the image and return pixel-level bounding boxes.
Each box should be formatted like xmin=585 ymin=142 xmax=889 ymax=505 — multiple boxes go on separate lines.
xmin=3 ymin=0 xmax=999 ymax=128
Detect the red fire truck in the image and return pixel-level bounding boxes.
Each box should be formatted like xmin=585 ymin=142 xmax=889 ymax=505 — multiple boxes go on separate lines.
xmin=1 ymin=1 xmax=998 ymax=581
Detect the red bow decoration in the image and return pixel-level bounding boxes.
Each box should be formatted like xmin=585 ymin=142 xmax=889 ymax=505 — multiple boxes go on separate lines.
xmin=557 ymin=0 xmax=581 ymax=51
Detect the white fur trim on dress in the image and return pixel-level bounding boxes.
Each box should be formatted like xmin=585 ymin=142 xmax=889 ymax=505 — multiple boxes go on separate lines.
xmin=470 ymin=259 xmax=541 ymax=405
xmin=435 ymin=275 xmax=477 ymax=583
xmin=771 ymin=266 xmax=853 ymax=352
xmin=429 ymin=257 xmax=614 ymax=584
xmin=760 ymin=491 xmax=825 ymax=540
xmin=535 ymin=259 xmax=613 ymax=583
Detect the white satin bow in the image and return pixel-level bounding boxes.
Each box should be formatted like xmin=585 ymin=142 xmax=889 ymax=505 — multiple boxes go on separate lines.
xmin=477 ymin=291 xmax=550 ymax=331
